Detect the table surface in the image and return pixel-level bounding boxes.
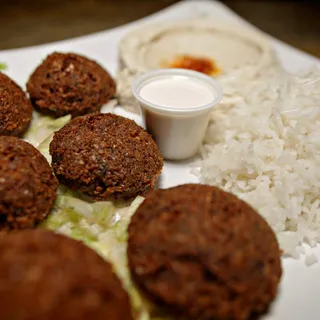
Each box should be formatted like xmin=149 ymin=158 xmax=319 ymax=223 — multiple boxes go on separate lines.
xmin=1 ymin=0 xmax=320 ymax=58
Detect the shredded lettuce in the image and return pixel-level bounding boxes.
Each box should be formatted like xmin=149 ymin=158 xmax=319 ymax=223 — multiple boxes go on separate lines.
xmin=0 ymin=63 xmax=7 ymax=70
xmin=37 ymin=133 xmax=54 ymax=162
xmin=24 ymin=112 xmax=71 ymax=147
xmin=41 ymin=193 xmax=151 ymax=319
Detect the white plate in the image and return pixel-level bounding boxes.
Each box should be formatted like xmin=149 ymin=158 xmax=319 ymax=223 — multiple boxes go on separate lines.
xmin=1 ymin=1 xmax=320 ymax=319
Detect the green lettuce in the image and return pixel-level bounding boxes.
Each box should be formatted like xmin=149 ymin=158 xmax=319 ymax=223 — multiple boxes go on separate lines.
xmin=0 ymin=63 xmax=7 ymax=70
xmin=42 ymin=193 xmax=151 ymax=320
xmin=24 ymin=112 xmax=71 ymax=147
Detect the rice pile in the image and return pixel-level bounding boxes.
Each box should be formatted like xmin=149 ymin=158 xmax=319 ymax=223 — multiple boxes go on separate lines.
xmin=196 ymin=65 xmax=320 ymax=261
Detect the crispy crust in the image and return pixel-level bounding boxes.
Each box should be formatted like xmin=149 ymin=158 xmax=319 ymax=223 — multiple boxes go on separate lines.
xmin=49 ymin=113 xmax=163 ymax=200
xmin=0 ymin=229 xmax=133 ymax=320
xmin=0 ymin=72 xmax=33 ymax=136
xmin=0 ymin=136 xmax=58 ymax=231
xmin=26 ymin=52 xmax=116 ymax=118
xmin=127 ymin=184 xmax=282 ymax=320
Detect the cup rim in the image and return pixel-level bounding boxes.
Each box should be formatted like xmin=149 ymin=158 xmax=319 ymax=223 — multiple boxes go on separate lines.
xmin=131 ymin=68 xmax=223 ymax=115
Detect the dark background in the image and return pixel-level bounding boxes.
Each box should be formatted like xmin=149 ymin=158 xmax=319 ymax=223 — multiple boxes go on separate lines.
xmin=1 ymin=0 xmax=319 ymax=57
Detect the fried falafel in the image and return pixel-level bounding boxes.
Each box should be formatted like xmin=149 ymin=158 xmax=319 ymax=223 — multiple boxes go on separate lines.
xmin=127 ymin=184 xmax=282 ymax=320
xmin=49 ymin=113 xmax=163 ymax=201
xmin=0 ymin=72 xmax=33 ymax=136
xmin=0 ymin=136 xmax=58 ymax=231
xmin=0 ymin=229 xmax=133 ymax=320
xmin=26 ymin=52 xmax=116 ymax=118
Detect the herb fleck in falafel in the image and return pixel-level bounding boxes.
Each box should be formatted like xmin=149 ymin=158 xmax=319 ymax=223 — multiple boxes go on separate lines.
xmin=0 ymin=229 xmax=133 ymax=320
xmin=26 ymin=52 xmax=116 ymax=118
xmin=0 ymin=136 xmax=58 ymax=231
xmin=0 ymin=72 xmax=33 ymax=136
xmin=127 ymin=184 xmax=282 ymax=320
xmin=49 ymin=113 xmax=163 ymax=201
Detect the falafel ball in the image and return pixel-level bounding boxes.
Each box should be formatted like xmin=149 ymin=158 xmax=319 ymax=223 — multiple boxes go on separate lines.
xmin=26 ymin=52 xmax=116 ymax=118
xmin=0 ymin=72 xmax=33 ymax=136
xmin=0 ymin=136 xmax=58 ymax=231
xmin=0 ymin=229 xmax=133 ymax=320
xmin=49 ymin=113 xmax=163 ymax=201
xmin=127 ymin=184 xmax=282 ymax=320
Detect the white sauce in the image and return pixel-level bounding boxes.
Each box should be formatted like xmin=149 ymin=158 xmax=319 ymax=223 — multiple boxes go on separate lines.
xmin=139 ymin=76 xmax=215 ymax=109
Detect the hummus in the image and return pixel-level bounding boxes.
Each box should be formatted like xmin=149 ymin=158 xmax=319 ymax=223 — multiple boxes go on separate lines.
xmin=117 ymin=16 xmax=279 ymax=113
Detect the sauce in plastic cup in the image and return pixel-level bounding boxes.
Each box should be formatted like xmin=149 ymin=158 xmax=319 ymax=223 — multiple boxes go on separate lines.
xmin=132 ymin=69 xmax=222 ymax=160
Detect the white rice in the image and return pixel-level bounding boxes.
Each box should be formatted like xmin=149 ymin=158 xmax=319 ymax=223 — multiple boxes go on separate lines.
xmin=197 ymin=65 xmax=320 ymax=257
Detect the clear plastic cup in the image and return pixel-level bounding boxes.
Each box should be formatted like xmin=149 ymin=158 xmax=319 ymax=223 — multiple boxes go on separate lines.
xmin=132 ymin=69 xmax=222 ymax=160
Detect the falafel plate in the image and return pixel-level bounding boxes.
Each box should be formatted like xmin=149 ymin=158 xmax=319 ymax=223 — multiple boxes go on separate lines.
xmin=0 ymin=1 xmax=320 ymax=320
